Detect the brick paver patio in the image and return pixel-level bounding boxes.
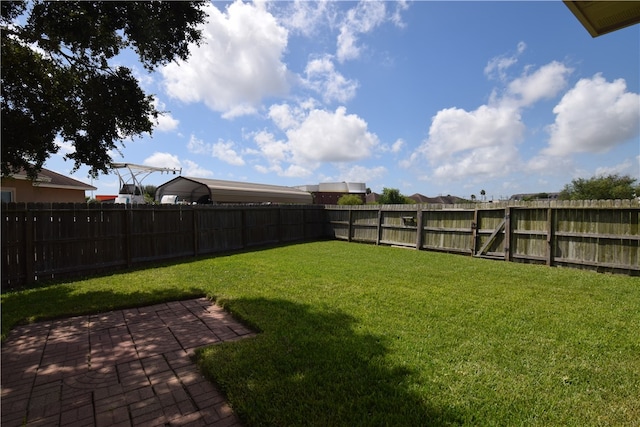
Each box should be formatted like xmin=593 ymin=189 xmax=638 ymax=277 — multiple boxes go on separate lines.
xmin=1 ymin=298 xmax=256 ymax=426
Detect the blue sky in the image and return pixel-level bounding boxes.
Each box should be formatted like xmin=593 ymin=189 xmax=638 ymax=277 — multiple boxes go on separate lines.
xmin=46 ymin=1 xmax=639 ymax=200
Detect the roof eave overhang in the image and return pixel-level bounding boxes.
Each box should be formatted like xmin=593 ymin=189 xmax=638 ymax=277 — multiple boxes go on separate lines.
xmin=34 ymin=183 xmax=98 ymax=191
xmin=564 ymin=1 xmax=640 ymax=37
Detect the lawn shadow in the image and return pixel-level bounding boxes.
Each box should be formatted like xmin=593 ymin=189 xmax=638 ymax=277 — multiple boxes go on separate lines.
xmin=1 ymin=282 xmax=205 ymax=341
xmin=196 ymin=297 xmax=462 ymax=426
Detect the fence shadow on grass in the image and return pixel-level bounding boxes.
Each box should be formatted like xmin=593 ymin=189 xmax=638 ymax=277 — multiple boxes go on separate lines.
xmin=196 ymin=297 xmax=461 ymax=426
xmin=1 ymin=283 xmax=205 ymax=341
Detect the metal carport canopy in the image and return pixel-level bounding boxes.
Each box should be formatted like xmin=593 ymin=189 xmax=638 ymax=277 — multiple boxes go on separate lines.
xmin=155 ymin=176 xmax=313 ymax=204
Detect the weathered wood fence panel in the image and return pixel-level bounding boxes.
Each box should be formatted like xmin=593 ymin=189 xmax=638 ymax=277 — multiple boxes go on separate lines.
xmin=326 ymin=201 xmax=639 ymax=275
xmin=422 ymin=209 xmax=474 ymax=254
xmin=3 ymin=200 xmax=638 ymax=290
xmin=196 ymin=207 xmax=244 ymax=254
xmin=326 ymin=209 xmax=350 ymax=240
xmin=380 ymin=208 xmax=416 ymax=247
xmin=2 ymin=203 xmax=327 ymax=290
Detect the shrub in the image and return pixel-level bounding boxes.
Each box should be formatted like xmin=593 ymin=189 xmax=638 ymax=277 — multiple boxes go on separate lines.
xmin=337 ymin=194 xmax=364 ymax=205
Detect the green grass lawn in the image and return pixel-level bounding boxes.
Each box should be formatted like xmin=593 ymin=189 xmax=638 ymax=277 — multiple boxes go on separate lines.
xmin=2 ymin=241 xmax=639 ymax=426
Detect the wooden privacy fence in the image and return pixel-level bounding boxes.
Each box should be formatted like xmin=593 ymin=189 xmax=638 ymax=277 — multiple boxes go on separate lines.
xmin=3 ymin=200 xmax=639 ymax=290
xmin=325 ymin=200 xmax=640 ymax=275
xmin=2 ymin=203 xmax=328 ymax=290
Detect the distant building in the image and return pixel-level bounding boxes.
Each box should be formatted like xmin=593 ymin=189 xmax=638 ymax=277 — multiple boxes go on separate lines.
xmin=510 ymin=192 xmax=560 ymax=201
xmin=95 ymin=195 xmax=118 ymax=203
xmin=295 ymin=182 xmax=367 ymax=205
xmin=1 ymin=167 xmax=96 ymax=203
xmin=155 ymin=176 xmax=313 ymax=205
xmin=408 ymin=194 xmax=466 ymax=204
xmin=366 ymin=192 xmax=380 ymax=204
xmin=366 ymin=192 xmax=465 ymax=205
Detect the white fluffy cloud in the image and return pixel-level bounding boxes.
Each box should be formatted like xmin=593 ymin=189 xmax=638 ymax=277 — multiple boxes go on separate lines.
xmin=423 ymin=105 xmax=525 ymax=162
xmin=525 ymin=153 xmax=574 ymax=174
xmin=212 ymin=140 xmax=245 ymax=166
xmin=268 ymin=103 xmax=302 ymax=131
xmin=386 ymin=138 xmax=404 ymax=154
xmin=155 ymin=113 xmax=179 ymax=132
xmin=54 ymin=136 xmax=74 ymax=154
xmin=595 ymin=158 xmax=635 ymax=177
xmin=254 ymin=130 xmax=288 ymax=164
xmin=431 ymin=145 xmax=521 ymax=180
xmin=141 ymin=154 xmax=212 ymax=179
xmin=505 ymin=61 xmax=572 ymax=108
xmin=337 ymin=1 xmax=387 ymax=62
xmin=253 ymin=104 xmax=380 ymax=177
xmin=161 ymin=1 xmax=290 ymax=117
xmin=279 ymin=0 xmax=330 ymax=37
xmin=151 ymin=97 xmax=179 ymax=132
xmin=484 ymin=41 xmax=526 ymax=81
xmin=143 ymin=152 xmax=182 ymax=169
xmin=304 ymin=55 xmax=359 ymax=103
xmin=182 ymin=159 xmax=213 ymax=178
xmin=409 ymin=58 xmax=575 ymax=184
xmin=338 ymin=164 xmax=387 ymax=183
xmin=187 ymin=135 xmax=245 ymax=166
xmin=287 ymin=107 xmax=379 ymax=164
xmin=390 ymin=0 xmax=409 ymax=28
xmin=543 ymin=74 xmax=640 ymax=156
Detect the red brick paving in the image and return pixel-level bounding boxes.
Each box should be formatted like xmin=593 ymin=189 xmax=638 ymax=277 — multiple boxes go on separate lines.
xmin=1 ymin=298 xmax=256 ymax=426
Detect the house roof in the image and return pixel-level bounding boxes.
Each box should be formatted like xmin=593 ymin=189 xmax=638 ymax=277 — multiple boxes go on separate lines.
xmin=3 ymin=167 xmax=97 ymax=191
xmin=409 ymin=194 xmax=466 ymax=204
xmin=155 ymin=176 xmax=313 ymax=204
xmin=366 ymin=192 xmax=380 ymax=203
xmin=564 ymin=1 xmax=640 ymax=37
xmin=408 ymin=193 xmax=430 ymax=203
xmin=366 ymin=192 xmax=465 ymax=205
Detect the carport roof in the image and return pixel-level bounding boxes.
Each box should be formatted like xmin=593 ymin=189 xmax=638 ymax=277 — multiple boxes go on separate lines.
xmin=156 ymin=176 xmax=313 ymax=204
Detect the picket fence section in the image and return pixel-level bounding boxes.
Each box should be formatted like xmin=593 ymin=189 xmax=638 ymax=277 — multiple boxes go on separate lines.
xmin=325 ymin=200 xmax=640 ymax=275
xmin=3 ymin=200 xmax=639 ymax=289
xmin=2 ymin=203 xmax=327 ymax=290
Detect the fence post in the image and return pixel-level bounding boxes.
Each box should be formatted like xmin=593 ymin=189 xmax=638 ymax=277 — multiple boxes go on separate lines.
xmin=376 ymin=208 xmax=382 ymax=245
xmin=471 ymin=208 xmax=479 ymax=255
xmin=24 ymin=206 xmax=35 ymax=285
xmin=504 ymin=207 xmax=511 ymax=261
xmin=277 ymin=206 xmax=283 ymax=244
xmin=301 ymin=206 xmax=306 ymax=241
xmin=193 ymin=207 xmax=199 ymax=257
xmin=124 ymin=207 xmax=133 ymax=268
xmin=415 ymin=206 xmax=424 ymax=250
xmin=546 ymin=207 xmax=554 ymax=266
xmin=241 ymin=209 xmax=247 ymax=248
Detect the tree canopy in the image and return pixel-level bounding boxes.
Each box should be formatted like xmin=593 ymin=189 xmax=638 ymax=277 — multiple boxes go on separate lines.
xmin=337 ymin=194 xmax=364 ymax=205
xmin=1 ymin=1 xmax=207 ymax=178
xmin=559 ymin=174 xmax=639 ymax=200
xmin=378 ymin=187 xmax=413 ymax=204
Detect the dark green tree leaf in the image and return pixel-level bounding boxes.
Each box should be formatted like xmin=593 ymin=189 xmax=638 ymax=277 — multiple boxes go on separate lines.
xmin=378 ymin=188 xmax=408 ymax=204
xmin=559 ymin=174 xmax=639 ymax=200
xmin=1 ymin=1 xmax=207 ymax=179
